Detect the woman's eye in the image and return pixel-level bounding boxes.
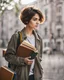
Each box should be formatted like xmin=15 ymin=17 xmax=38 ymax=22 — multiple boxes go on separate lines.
xmin=33 ymin=18 xmax=37 ymax=21
xmin=33 ymin=18 xmax=39 ymax=21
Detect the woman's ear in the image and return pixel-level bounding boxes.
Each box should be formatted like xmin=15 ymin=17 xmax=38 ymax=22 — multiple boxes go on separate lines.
xmin=26 ymin=21 xmax=28 ymax=24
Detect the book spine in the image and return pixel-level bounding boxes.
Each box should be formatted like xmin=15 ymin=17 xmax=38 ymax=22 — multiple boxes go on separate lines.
xmin=12 ymin=73 xmax=16 ymax=80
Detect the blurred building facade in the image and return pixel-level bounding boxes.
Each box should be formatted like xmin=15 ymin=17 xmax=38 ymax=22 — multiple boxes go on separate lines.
xmin=38 ymin=0 xmax=64 ymax=53
xmin=0 ymin=0 xmax=64 ymax=53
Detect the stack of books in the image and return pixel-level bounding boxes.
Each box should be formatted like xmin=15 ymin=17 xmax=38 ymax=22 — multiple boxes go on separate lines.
xmin=0 ymin=66 xmax=16 ymax=80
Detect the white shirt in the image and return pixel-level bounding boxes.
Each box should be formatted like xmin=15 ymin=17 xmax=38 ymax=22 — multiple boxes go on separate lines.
xmin=26 ymin=34 xmax=35 ymax=76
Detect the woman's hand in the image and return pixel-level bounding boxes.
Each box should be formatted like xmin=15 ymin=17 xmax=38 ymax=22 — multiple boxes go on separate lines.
xmin=24 ymin=57 xmax=33 ymax=65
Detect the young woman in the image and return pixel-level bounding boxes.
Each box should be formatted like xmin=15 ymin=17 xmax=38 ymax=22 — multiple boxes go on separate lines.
xmin=5 ymin=6 xmax=44 ymax=80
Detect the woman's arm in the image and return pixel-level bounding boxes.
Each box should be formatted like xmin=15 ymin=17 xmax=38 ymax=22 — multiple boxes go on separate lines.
xmin=5 ymin=32 xmax=25 ymax=66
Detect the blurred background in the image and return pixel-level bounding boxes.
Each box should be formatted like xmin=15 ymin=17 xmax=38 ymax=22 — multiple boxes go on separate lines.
xmin=0 ymin=0 xmax=64 ymax=80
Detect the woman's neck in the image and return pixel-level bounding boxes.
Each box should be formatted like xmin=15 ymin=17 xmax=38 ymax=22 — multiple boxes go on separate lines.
xmin=25 ymin=26 xmax=33 ymax=36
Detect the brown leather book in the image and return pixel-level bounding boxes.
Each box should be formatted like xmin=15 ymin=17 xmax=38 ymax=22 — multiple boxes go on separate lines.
xmin=2 ymin=40 xmax=38 ymax=59
xmin=0 ymin=66 xmax=16 ymax=80
xmin=17 ymin=40 xmax=38 ymax=59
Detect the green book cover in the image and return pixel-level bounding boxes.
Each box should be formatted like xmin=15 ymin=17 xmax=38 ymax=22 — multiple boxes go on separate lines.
xmin=29 ymin=51 xmax=38 ymax=59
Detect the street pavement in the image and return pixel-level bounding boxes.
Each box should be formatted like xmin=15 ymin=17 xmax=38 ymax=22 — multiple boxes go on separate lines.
xmin=0 ymin=48 xmax=64 ymax=80
xmin=41 ymin=52 xmax=64 ymax=80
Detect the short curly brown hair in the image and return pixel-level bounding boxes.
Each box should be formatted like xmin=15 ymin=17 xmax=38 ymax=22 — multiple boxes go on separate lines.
xmin=20 ymin=6 xmax=44 ymax=25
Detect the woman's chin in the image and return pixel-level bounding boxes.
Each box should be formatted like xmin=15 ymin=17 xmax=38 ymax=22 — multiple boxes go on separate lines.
xmin=35 ymin=27 xmax=39 ymax=30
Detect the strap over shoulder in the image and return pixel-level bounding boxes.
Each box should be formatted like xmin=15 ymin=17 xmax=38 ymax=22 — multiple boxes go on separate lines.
xmin=16 ymin=31 xmax=22 ymax=50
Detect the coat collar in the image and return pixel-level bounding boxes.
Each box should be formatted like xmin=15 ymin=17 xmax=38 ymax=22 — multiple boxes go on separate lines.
xmin=21 ymin=27 xmax=40 ymax=41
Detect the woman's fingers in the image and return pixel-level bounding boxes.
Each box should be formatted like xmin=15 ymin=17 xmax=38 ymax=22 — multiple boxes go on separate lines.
xmin=24 ymin=57 xmax=33 ymax=65
xmin=28 ymin=61 xmax=33 ymax=65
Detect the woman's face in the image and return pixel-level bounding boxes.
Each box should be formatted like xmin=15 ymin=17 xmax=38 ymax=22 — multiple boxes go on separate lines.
xmin=27 ymin=13 xmax=40 ymax=30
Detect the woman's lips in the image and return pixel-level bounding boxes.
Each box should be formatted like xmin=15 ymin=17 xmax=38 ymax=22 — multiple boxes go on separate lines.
xmin=35 ymin=25 xmax=38 ymax=27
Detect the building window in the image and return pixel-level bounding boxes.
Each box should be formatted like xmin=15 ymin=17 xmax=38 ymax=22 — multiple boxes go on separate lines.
xmin=57 ymin=29 xmax=61 ymax=37
xmin=57 ymin=42 xmax=61 ymax=51
xmin=58 ymin=6 xmax=62 ymax=12
xmin=56 ymin=15 xmax=62 ymax=25
xmin=44 ymin=42 xmax=50 ymax=48
xmin=44 ymin=27 xmax=47 ymax=36
xmin=45 ymin=9 xmax=48 ymax=21
xmin=50 ymin=0 xmax=53 ymax=2
xmin=63 ymin=41 xmax=64 ymax=51
xmin=45 ymin=0 xmax=48 ymax=3
xmin=44 ymin=42 xmax=47 ymax=47
xmin=48 ymin=42 xmax=50 ymax=47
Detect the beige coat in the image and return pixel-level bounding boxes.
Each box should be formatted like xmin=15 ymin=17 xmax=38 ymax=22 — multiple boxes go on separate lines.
xmin=5 ymin=28 xmax=43 ymax=80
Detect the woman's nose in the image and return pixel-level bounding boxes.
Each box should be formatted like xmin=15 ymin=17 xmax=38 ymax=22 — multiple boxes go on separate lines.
xmin=36 ymin=21 xmax=40 ymax=24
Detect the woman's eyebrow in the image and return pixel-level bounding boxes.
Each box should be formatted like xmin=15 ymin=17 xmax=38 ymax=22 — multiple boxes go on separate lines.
xmin=33 ymin=17 xmax=40 ymax=20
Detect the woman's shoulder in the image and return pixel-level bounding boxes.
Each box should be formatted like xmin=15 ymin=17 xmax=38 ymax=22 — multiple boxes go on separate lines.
xmin=13 ymin=30 xmax=22 ymax=37
xmin=12 ymin=29 xmax=24 ymax=41
xmin=14 ymin=28 xmax=24 ymax=35
xmin=10 ymin=30 xmax=21 ymax=41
